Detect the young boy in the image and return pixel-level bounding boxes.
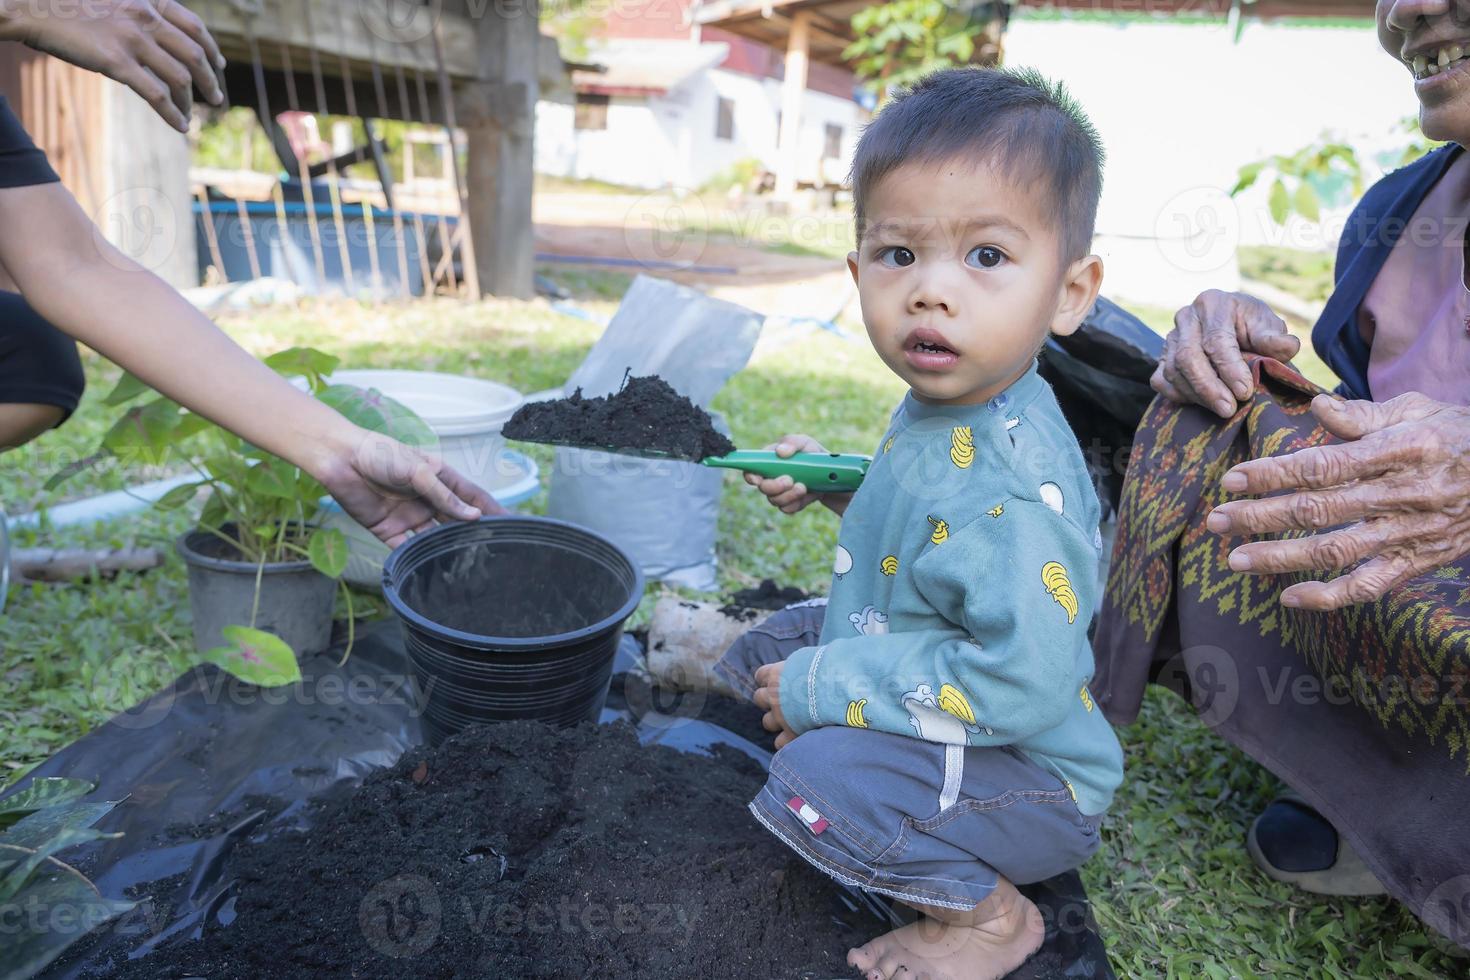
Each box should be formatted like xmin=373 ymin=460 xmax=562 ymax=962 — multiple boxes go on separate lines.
xmin=715 ymin=67 xmax=1124 ymax=980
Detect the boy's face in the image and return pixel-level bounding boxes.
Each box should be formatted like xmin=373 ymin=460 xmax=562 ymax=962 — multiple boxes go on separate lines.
xmin=847 ymin=158 xmax=1102 ymax=405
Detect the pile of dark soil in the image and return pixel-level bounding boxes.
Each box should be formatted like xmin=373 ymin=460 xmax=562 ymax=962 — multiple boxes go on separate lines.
xmin=104 ymin=720 xmax=868 ymax=979
xmin=726 ymin=580 xmax=815 ymax=611
xmin=502 ymin=375 xmax=736 ymax=462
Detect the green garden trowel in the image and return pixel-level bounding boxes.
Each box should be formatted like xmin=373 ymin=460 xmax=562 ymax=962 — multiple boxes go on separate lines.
xmin=515 ymin=435 xmax=871 ymax=492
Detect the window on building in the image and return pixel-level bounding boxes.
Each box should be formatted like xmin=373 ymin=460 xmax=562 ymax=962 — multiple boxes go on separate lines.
xmin=715 ymin=97 xmax=735 ymax=141
xmin=574 ymin=93 xmax=609 ymax=131
xmin=824 ymin=123 xmax=842 ymax=159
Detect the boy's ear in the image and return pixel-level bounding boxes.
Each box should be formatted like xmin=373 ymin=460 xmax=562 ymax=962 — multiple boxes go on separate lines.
xmin=846 ymin=250 xmax=860 ymax=286
xmin=1050 ymin=254 xmax=1103 ymax=338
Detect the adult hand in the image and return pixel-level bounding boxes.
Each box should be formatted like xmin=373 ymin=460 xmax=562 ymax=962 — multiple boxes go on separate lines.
xmin=745 ymin=433 xmax=850 ymax=518
xmin=1206 ymin=392 xmax=1470 ymax=611
xmin=313 ymin=428 xmax=505 ymax=549
xmin=752 ymin=661 xmax=797 ymax=749
xmin=1152 ymin=290 xmax=1302 ymax=418
xmin=0 ymin=0 xmax=225 ymax=133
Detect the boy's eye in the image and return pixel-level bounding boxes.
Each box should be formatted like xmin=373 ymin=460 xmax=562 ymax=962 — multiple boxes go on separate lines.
xmin=966 ymin=246 xmax=1006 ymax=269
xmin=878 ymin=246 xmax=915 ymax=268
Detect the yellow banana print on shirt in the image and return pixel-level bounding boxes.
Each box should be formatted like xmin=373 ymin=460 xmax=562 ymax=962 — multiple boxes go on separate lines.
xmin=880 ymin=555 xmax=899 ymax=576
xmin=937 ymin=683 xmax=976 ymax=725
xmin=846 ymin=699 xmax=869 ymax=728
xmin=987 ymin=504 xmax=1004 ymax=518
xmin=1042 ymin=561 xmax=1079 ymax=624
xmin=949 ymin=426 xmax=975 ymax=468
xmin=883 ymin=434 xmax=895 ymax=454
xmin=927 ymin=516 xmax=949 ymax=545
xmin=1080 ymin=685 xmax=1095 ymax=712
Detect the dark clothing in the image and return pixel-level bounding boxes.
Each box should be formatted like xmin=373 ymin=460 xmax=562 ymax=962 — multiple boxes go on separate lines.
xmin=0 ymin=95 xmax=59 ymax=188
xmin=1312 ymin=143 xmax=1462 ymax=400
xmin=0 ymin=290 xmax=85 ymax=419
xmin=1093 ymin=357 xmax=1470 ymax=949
xmin=0 ymin=96 xmax=83 ymax=421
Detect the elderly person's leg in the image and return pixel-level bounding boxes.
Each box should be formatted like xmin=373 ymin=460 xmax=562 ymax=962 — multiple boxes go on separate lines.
xmin=0 ymin=289 xmax=85 ymax=450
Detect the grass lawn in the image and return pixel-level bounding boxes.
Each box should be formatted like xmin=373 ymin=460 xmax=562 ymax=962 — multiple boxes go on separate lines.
xmin=1 ymin=269 xmax=1462 ymax=975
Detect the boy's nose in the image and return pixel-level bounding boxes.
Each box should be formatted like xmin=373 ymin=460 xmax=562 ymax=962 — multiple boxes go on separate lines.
xmin=908 ymin=289 xmax=953 ymax=315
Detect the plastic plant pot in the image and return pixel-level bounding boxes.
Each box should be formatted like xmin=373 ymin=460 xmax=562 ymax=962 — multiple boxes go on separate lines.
xmin=382 ymin=515 xmax=644 ymax=743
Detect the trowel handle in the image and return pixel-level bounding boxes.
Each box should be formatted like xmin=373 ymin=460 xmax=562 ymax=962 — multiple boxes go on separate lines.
xmin=703 ymin=451 xmax=871 ymax=492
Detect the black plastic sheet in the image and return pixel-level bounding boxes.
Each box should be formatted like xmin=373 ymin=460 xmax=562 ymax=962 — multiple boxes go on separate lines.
xmin=14 ymin=621 xmax=1113 ymax=979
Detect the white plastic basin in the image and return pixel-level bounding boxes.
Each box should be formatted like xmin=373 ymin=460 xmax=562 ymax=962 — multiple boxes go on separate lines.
xmin=324 ymin=369 xmax=526 ymax=492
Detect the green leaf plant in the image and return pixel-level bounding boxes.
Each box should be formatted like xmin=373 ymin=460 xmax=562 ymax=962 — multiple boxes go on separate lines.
xmin=0 ymin=778 xmax=132 ymax=980
xmin=49 ymin=347 xmax=438 ymax=683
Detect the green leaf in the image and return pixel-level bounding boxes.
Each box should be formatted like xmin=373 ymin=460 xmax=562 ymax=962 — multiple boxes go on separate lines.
xmin=0 ymin=827 xmax=119 ymax=903
xmin=199 ymin=489 xmax=230 ymax=530
xmin=245 ymin=459 xmax=299 ymax=500
xmin=44 ymin=451 xmax=111 ymax=493
xmin=307 ymin=528 xmax=349 ymax=579
xmin=0 ymin=779 xmax=93 ymax=827
xmin=2 ymin=800 xmax=120 ymax=850
xmin=153 ymin=482 xmax=202 ymax=511
xmin=263 ymin=347 xmax=340 ymax=390
xmin=102 ymin=371 xmax=151 ymax=407
xmin=317 ymin=384 xmax=438 ymax=453
xmin=100 ymin=400 xmax=182 ymax=466
xmin=1230 ymin=160 xmax=1265 ymax=195
xmin=202 ymin=626 xmax=301 ymax=687
xmin=174 ymin=411 xmax=215 ymax=441
xmin=1294 ymin=180 xmax=1320 ymax=222
xmin=0 ymin=843 xmax=134 ymax=979
xmin=1268 ymin=178 xmax=1290 ymax=225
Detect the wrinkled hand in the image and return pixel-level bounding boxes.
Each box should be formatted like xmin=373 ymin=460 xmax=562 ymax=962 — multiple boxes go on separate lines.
xmin=1152 ymin=289 xmax=1302 ymax=418
xmin=0 ymin=0 xmax=225 ymax=132
xmin=752 ymin=661 xmax=797 ymax=749
xmin=745 ymin=433 xmax=849 ymax=518
xmin=315 ymin=428 xmax=504 ymax=549
xmin=1206 ymin=392 xmax=1470 ymax=611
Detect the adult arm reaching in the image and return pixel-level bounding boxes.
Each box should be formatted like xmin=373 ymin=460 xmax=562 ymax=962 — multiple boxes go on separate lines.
xmin=1151 ymin=289 xmax=1302 ymax=418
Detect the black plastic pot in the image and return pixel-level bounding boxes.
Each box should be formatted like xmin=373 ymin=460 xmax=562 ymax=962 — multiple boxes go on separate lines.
xmin=382 ymin=516 xmax=644 ymax=743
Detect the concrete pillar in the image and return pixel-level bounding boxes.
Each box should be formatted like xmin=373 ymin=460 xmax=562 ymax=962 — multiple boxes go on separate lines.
xmin=774 ymin=10 xmax=811 ymax=202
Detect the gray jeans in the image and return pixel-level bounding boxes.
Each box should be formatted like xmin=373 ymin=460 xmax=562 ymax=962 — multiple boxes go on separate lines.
xmin=716 ymin=602 xmax=1102 ymax=910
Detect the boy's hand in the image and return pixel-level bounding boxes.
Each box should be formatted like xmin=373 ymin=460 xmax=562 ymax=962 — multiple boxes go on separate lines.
xmin=745 ymin=434 xmax=850 ymax=518
xmin=752 ymin=662 xmax=798 ymax=749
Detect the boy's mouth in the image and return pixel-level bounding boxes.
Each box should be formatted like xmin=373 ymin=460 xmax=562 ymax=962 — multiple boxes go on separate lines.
xmin=904 ymin=328 xmax=960 ymax=371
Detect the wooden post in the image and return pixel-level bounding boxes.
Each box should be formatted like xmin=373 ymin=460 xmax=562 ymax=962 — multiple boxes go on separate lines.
xmin=775 ymin=10 xmax=811 ymax=203
xmin=459 ymin=0 xmax=538 ymax=299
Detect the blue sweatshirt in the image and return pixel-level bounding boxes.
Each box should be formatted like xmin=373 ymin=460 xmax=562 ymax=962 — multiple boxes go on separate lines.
xmin=777 ymin=364 xmax=1125 ymax=815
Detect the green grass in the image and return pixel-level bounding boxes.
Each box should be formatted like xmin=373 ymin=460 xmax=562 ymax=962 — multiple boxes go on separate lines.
xmin=1239 ymin=246 xmax=1337 ymax=305
xmin=2 ymin=275 xmax=1464 ymax=974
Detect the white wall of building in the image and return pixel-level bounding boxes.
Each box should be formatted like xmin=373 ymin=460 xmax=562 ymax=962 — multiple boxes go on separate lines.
xmin=535 ymin=67 xmax=862 ymax=191
xmin=1004 ymin=15 xmax=1415 ymax=306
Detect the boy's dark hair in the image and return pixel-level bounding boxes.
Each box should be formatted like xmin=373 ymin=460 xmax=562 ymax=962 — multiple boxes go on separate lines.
xmin=850 ymin=66 xmax=1104 ymax=262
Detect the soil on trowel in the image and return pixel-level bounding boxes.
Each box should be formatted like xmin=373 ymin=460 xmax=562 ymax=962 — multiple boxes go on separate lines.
xmin=502 ymin=374 xmax=736 ymax=462
xmin=726 ymin=579 xmax=815 ymax=611
xmin=102 ymin=720 xmax=870 ymax=979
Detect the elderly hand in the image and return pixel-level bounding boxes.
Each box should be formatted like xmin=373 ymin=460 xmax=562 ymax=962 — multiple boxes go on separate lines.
xmin=314 ymin=428 xmax=505 ymax=549
xmin=1206 ymin=392 xmax=1470 ymax=611
xmin=1152 ymin=290 xmax=1302 ymax=418
xmin=0 ymin=0 xmax=225 ymax=132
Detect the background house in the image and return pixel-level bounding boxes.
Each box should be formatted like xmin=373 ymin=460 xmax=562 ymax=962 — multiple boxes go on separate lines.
xmin=535 ymin=0 xmax=865 ymax=192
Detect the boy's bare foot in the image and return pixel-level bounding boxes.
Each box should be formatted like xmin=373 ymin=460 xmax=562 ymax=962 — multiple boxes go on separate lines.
xmin=846 ymin=878 xmax=1044 ymax=980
